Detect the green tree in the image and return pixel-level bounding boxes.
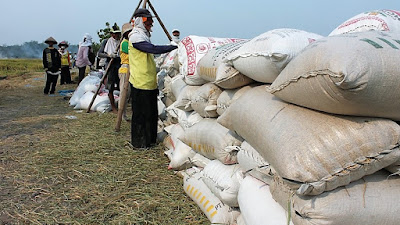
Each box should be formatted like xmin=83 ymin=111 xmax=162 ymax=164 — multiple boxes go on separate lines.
xmin=97 ymin=22 xmax=120 ymax=43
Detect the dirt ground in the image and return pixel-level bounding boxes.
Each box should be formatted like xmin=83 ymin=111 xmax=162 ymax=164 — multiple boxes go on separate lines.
xmin=0 ymin=71 xmax=207 ymax=224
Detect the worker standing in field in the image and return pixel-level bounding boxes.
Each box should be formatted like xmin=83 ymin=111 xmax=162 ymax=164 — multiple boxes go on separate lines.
xmin=104 ymin=25 xmax=121 ymax=113
xmin=42 ymin=37 xmax=61 ymax=95
xmin=128 ymin=8 xmax=177 ymax=148
xmin=76 ymin=33 xmax=94 ymax=84
xmin=58 ymin=41 xmax=73 ymax=85
xmin=118 ymin=22 xmax=134 ymax=121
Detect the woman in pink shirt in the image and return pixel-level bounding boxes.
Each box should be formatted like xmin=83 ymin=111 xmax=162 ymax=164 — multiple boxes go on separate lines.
xmin=75 ymin=33 xmax=94 ymax=84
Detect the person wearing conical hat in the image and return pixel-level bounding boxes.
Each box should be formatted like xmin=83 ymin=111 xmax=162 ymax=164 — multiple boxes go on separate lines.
xmin=58 ymin=41 xmax=73 ymax=85
xmin=43 ymin=37 xmax=61 ymax=95
xmin=118 ymin=22 xmax=134 ymax=121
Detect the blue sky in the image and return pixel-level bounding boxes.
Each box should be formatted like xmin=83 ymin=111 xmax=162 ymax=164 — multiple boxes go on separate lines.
xmin=0 ymin=0 xmax=398 ymax=46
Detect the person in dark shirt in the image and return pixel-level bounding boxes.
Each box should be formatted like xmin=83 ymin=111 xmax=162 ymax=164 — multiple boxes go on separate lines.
xmin=42 ymin=37 xmax=61 ymax=95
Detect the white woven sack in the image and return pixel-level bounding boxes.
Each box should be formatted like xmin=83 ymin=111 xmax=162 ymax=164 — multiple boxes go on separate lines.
xmin=271 ymin=170 xmax=400 ymax=225
xmin=180 ymin=118 xmax=242 ymax=164
xmin=213 ymin=63 xmax=254 ymax=90
xmin=385 ymin=159 xmax=400 ymax=175
xmin=217 ymin=85 xmax=400 ymax=195
xmin=191 ymin=83 xmax=223 ymax=118
xmin=165 ymin=105 xmax=203 ymax=130
xmin=269 ymin=31 xmax=400 ymax=120
xmin=329 ymin=9 xmax=400 ymax=36
xmin=160 ymin=49 xmax=179 ymax=77
xmin=238 ymin=176 xmax=293 ymax=225
xmin=216 ymin=85 xmax=254 ymax=116
xmin=163 ymin=124 xmax=195 ymax=170
xmin=178 ymin=35 xmax=245 ymax=85
xmin=183 ymin=170 xmax=240 ymax=224
xmin=237 ymin=141 xmax=269 ymax=172
xmin=69 ymin=75 xmax=101 ymax=106
xmin=226 ymin=28 xmax=323 ymax=83
xmin=202 ymin=160 xmax=243 ymax=207
xmin=170 ymin=74 xmax=187 ymax=101
xmin=197 ymin=41 xmax=248 ymax=82
xmin=174 ymin=85 xmax=200 ymax=112
xmin=73 ymin=92 xmax=111 ymax=113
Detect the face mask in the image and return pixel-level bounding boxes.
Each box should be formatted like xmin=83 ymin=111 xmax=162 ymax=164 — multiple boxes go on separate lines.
xmin=172 ymin=36 xmax=180 ymax=43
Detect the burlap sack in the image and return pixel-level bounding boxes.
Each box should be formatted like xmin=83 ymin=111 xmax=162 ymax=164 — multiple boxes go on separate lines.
xmin=268 ymin=31 xmax=400 ymax=121
xmin=217 ymin=85 xmax=400 ymax=195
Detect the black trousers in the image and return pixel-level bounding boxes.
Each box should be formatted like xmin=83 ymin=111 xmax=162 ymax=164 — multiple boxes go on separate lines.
xmin=130 ymin=85 xmax=158 ymax=148
xmin=78 ymin=66 xmax=86 ymax=84
xmin=44 ymin=73 xmax=58 ymax=94
xmin=60 ymin=66 xmax=72 ymax=84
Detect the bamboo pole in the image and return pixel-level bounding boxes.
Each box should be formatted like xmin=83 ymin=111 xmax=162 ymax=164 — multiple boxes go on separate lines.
xmin=114 ymin=69 xmax=130 ymax=131
xmin=148 ymin=0 xmax=172 ymax=41
xmin=142 ymin=0 xmax=148 ymax=8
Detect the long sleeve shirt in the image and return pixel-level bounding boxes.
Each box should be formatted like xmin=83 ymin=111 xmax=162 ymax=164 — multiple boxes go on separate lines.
xmin=42 ymin=47 xmax=61 ymax=73
xmin=75 ymin=46 xmax=92 ymax=68
xmin=132 ymin=41 xmax=177 ymax=54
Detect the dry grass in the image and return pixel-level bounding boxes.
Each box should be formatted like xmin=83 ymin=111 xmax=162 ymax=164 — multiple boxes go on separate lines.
xmin=0 ymin=59 xmax=208 ymax=225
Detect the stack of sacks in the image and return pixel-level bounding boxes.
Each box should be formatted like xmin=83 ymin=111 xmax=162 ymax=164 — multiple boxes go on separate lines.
xmin=268 ymin=29 xmax=400 ymax=179
xmin=268 ymin=31 xmax=400 ymax=120
xmin=69 ymin=72 xmax=117 ymax=113
xmin=329 ymin=9 xmax=400 ymax=36
xmin=225 ymin=28 xmax=323 ymax=84
xmin=159 ymin=32 xmax=309 ymax=224
xmin=213 ymin=31 xmax=400 ymax=224
xmin=218 ymin=85 xmax=400 ymax=195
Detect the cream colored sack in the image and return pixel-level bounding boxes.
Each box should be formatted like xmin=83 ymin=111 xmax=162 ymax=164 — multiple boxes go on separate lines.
xmin=269 ymin=31 xmax=400 ymax=120
xmin=191 ymin=83 xmax=223 ymax=118
xmin=217 ymin=85 xmax=254 ymax=116
xmin=226 ymin=28 xmax=322 ymax=83
xmin=270 ymin=170 xmax=400 ymax=225
xmin=217 ymin=86 xmax=400 ymax=195
xmin=181 ymin=118 xmax=242 ymax=164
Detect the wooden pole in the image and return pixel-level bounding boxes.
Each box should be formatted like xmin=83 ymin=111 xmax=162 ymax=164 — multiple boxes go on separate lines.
xmin=148 ymin=0 xmax=172 ymax=41
xmin=142 ymin=0 xmax=148 ymax=8
xmin=115 ymin=69 xmax=130 ymax=131
xmin=131 ymin=0 xmax=144 ymax=22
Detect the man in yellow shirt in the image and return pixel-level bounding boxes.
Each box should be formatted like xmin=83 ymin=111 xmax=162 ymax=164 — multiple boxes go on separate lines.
xmin=129 ymin=8 xmax=177 ymax=148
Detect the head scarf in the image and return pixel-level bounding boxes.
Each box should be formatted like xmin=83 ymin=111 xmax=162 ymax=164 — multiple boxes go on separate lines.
xmin=129 ymin=17 xmax=151 ymax=44
xmin=80 ymin=33 xmax=93 ymax=47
